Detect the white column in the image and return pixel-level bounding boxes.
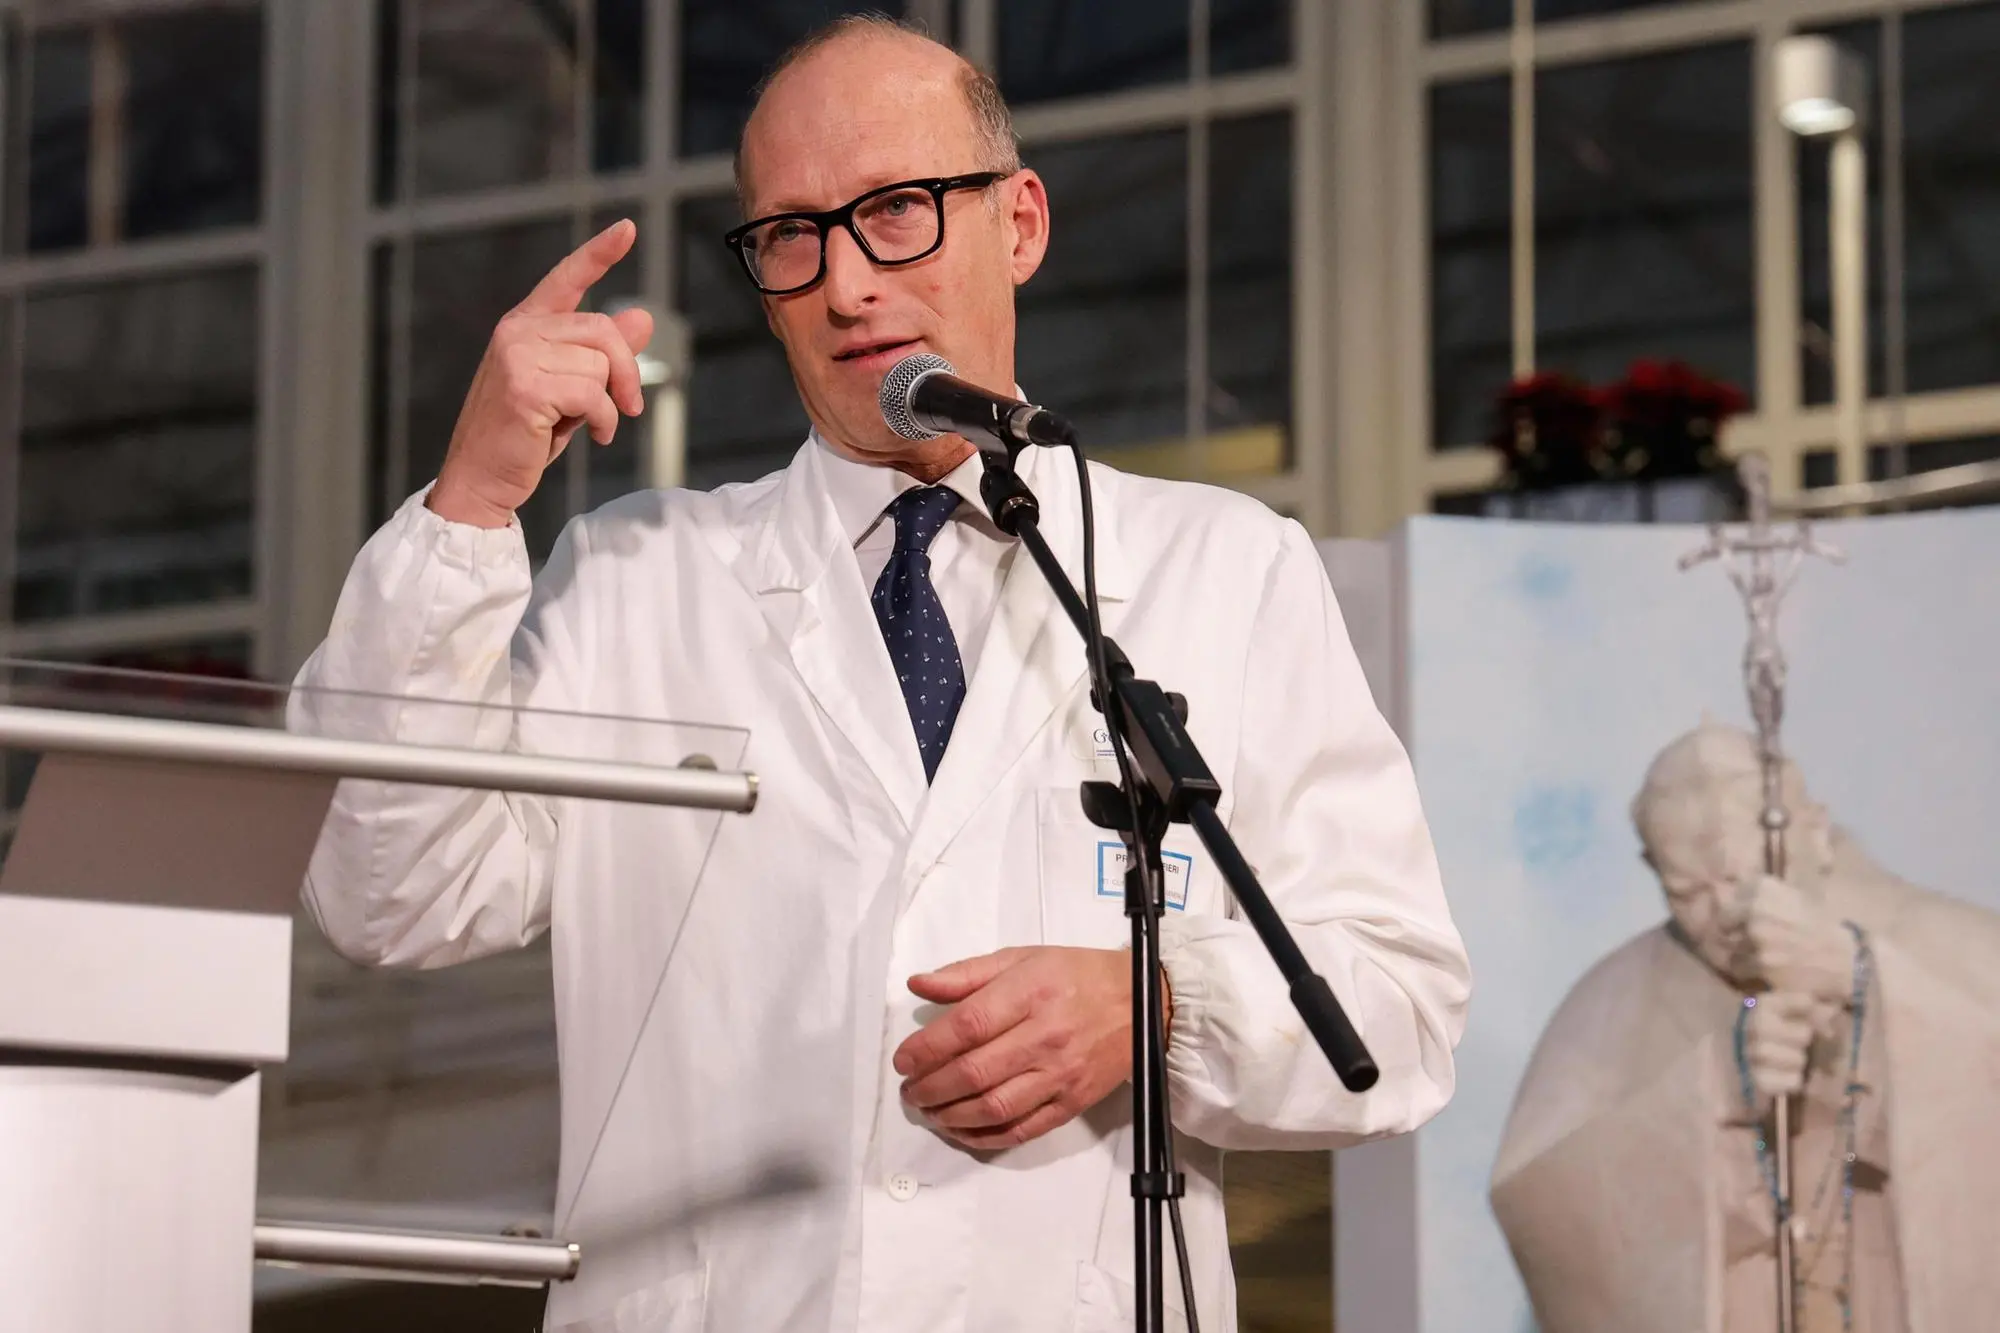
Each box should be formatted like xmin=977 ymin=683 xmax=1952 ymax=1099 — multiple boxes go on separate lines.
xmin=265 ymin=0 xmax=376 ymax=676
xmin=1830 ymin=130 xmax=1869 ymax=490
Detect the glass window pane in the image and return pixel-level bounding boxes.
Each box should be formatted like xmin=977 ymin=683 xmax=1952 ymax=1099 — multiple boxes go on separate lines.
xmin=18 ymin=26 xmax=91 ymax=253
xmin=380 ymin=221 xmax=577 ymax=558
xmin=1227 ymin=1151 xmax=1331 ymax=1329
xmin=1537 ymin=0 xmax=1723 ymax=21
xmin=1431 ymin=76 xmax=1511 ymax=450
xmin=678 ymin=1 xmax=904 ymax=161
xmin=1870 ymin=433 xmax=2000 ymax=484
xmin=583 ymin=204 xmax=648 ymax=511
xmin=1795 ymin=22 xmax=1885 ymax=406
xmin=999 ymin=0 xmax=1190 ymax=106
xmin=1904 ymin=1 xmax=2000 ymax=395
xmin=77 ymin=636 xmax=257 ymax=677
xmin=1534 ymin=43 xmax=1755 ymax=403
xmin=367 ymin=241 xmax=394 ymax=529
xmin=594 ymin=0 xmax=646 ymax=172
xmin=374 ymin=0 xmax=400 ymax=205
xmin=1430 ymin=0 xmax=1510 ymax=41
xmin=677 ymin=194 xmax=809 ymax=487
xmin=6 ymin=8 xmax=262 ymax=252
xmin=15 ymin=268 xmax=260 ymax=623
xmin=1211 ymin=0 xmax=1290 ymax=75
xmin=1206 ymin=113 xmax=1292 ymax=453
xmin=411 ymin=0 xmax=580 ymax=197
xmin=122 ymin=5 xmax=264 ymax=240
xmin=1016 ymin=129 xmax=1189 ymax=450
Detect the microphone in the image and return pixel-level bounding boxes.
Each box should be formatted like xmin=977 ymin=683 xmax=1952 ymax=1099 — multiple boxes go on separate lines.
xmin=878 ymin=352 xmax=1073 ymax=454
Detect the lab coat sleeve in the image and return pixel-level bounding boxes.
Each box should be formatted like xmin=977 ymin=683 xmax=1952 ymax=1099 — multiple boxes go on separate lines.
xmin=290 ymin=488 xmax=587 ymax=969
xmin=1158 ymin=519 xmax=1470 ymax=1150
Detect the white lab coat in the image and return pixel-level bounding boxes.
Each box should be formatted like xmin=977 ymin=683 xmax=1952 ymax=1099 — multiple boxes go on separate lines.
xmin=294 ymin=439 xmax=1469 ymax=1333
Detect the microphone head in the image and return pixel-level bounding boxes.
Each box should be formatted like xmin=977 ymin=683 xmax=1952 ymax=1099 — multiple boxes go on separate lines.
xmin=879 ymin=352 xmax=953 ymax=442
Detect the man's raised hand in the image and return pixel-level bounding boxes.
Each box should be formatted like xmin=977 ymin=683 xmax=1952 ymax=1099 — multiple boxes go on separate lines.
xmin=428 ymin=219 xmax=656 ymax=528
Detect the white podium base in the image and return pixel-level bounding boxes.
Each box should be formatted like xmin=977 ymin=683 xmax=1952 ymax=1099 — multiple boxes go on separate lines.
xmin=0 ymin=1060 xmax=259 ymax=1333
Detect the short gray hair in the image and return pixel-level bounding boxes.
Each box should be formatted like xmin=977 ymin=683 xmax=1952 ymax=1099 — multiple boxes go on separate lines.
xmin=733 ymin=12 xmax=1022 ymax=211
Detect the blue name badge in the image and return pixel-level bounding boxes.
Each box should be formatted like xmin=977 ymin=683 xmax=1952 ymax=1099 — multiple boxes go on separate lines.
xmin=1095 ymin=841 xmax=1191 ymax=911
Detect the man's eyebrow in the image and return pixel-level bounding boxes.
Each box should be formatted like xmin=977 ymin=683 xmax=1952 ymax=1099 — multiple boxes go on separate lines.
xmin=753 ymin=173 xmax=926 ymax=217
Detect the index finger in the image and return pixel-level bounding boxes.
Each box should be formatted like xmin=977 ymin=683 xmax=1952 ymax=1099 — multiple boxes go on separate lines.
xmin=893 ymin=979 xmax=1035 ymax=1080
xmin=517 ymin=219 xmax=636 ymax=316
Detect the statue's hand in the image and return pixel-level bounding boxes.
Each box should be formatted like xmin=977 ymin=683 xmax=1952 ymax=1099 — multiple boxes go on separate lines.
xmin=1743 ymin=873 xmax=1856 ymax=1005
xmin=1743 ymin=989 xmax=1836 ymax=1102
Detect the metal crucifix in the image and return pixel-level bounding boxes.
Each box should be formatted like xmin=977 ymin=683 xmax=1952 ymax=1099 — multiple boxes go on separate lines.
xmin=1678 ymin=452 xmax=1843 ymax=1333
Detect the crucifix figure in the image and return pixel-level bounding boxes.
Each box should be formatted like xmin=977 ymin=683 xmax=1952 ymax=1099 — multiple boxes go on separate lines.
xmin=1679 ymin=452 xmax=1844 ymax=1333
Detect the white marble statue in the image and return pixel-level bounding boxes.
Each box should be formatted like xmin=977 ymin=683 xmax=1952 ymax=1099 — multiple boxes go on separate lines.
xmin=1490 ymin=721 xmax=2000 ymax=1333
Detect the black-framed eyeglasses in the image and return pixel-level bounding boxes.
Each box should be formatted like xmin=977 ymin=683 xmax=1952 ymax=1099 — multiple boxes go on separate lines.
xmin=723 ymin=172 xmax=1010 ymax=296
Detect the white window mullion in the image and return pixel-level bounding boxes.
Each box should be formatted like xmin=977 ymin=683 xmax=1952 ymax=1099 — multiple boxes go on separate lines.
xmin=645 ymin=0 xmax=675 ymax=304
xmin=87 ymin=18 xmax=124 ymax=248
xmin=959 ymin=0 xmax=997 ymax=74
xmin=1186 ymin=0 xmax=1212 ymax=447
xmin=564 ymin=0 xmax=598 ymax=525
xmin=384 ymin=0 xmax=420 ymax=514
xmin=1750 ymin=12 xmax=1806 ymax=497
xmin=1879 ymin=5 xmax=1909 ymax=480
xmin=1510 ymin=0 xmax=1534 ymax=380
xmin=1292 ymin=0 xmax=1334 ymax=534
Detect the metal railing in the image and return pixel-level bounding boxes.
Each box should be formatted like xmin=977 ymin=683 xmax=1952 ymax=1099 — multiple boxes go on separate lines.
xmin=254 ymin=1220 xmax=578 ymax=1288
xmin=0 ymin=705 xmax=757 ymax=813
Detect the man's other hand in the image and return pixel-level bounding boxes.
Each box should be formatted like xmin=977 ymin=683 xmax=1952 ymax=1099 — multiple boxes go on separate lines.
xmin=894 ymin=946 xmax=1147 ymax=1152
xmin=428 ymin=219 xmax=654 ymax=528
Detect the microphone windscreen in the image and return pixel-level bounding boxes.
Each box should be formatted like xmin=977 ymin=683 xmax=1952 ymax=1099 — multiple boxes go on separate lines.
xmin=879 ymin=352 xmax=953 ymax=441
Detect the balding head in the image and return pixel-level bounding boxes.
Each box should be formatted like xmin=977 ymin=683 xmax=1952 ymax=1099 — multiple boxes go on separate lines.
xmin=726 ymin=15 xmax=1050 ymax=478
xmin=736 ymin=17 xmax=1019 ymax=213
xmin=1632 ymin=720 xmax=1835 ymax=983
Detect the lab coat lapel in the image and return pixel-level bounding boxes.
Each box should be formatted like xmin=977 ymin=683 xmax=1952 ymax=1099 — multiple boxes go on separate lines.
xmin=905 ymin=450 xmax=1130 ymax=876
xmin=748 ymin=444 xmax=927 ymax=829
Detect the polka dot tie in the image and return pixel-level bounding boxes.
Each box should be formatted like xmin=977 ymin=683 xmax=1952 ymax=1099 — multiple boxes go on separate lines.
xmin=871 ymin=486 xmax=966 ymax=783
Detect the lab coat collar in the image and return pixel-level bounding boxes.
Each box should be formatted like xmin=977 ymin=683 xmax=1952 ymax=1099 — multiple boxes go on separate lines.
xmin=815 ymin=434 xmax=994 ymax=552
xmin=750 ymin=430 xmax=1130 ymax=602
xmin=746 ymin=431 xmax=1131 ymax=846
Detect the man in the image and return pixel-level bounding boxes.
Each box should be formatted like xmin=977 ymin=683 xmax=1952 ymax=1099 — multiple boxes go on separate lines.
xmin=296 ymin=17 xmax=1468 ymax=1332
xmin=1490 ymin=721 xmax=2000 ymax=1332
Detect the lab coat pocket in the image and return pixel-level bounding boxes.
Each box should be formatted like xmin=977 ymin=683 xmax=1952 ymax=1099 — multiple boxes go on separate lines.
xmin=1070 ymin=1260 xmax=1191 ymax=1333
xmin=1037 ymin=789 xmax=1208 ymax=951
xmin=548 ymin=1263 xmax=708 ymax=1333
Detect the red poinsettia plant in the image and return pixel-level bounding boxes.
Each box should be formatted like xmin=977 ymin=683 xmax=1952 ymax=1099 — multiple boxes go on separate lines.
xmin=1487 ymin=372 xmax=1607 ymax=490
xmin=1488 ymin=360 xmax=1748 ymax=491
xmin=1597 ymin=358 xmax=1748 ymax=482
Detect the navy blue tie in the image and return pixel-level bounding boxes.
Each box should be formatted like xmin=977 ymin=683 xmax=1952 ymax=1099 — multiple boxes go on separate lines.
xmin=871 ymin=487 xmax=966 ymax=783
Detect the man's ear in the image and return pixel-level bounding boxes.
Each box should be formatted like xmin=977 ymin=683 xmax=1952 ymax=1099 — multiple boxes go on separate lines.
xmin=1006 ymin=169 xmax=1051 ymax=286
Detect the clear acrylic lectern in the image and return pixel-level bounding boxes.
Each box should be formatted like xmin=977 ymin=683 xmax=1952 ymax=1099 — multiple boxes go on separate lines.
xmin=0 ymin=659 xmax=753 ymax=1333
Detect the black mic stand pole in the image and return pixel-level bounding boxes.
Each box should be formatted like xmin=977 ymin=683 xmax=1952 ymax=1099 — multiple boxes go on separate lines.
xmin=976 ymin=452 xmax=1379 ymax=1333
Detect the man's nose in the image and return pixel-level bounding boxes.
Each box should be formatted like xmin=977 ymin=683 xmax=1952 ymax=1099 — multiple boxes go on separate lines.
xmin=820 ymin=224 xmax=883 ymax=315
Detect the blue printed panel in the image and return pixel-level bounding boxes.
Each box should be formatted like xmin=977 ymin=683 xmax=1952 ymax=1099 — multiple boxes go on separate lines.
xmin=1397 ymin=509 xmax=2000 ymax=1333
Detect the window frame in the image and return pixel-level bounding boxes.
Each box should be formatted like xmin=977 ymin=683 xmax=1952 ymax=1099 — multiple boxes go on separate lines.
xmin=1399 ymin=0 xmax=2000 ymax=520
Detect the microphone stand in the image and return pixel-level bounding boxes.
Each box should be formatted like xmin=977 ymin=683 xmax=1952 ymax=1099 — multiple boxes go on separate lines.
xmin=977 ymin=452 xmax=1379 ymax=1333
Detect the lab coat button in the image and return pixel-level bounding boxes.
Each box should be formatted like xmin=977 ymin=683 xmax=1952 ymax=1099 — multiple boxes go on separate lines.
xmin=886 ymin=1172 xmax=920 ymax=1202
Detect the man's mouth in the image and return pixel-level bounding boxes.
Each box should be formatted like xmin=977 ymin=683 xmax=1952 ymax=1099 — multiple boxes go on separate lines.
xmin=834 ymin=338 xmax=920 ymax=365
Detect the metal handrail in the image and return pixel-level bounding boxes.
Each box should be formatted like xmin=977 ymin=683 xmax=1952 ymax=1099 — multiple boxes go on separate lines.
xmin=253 ymin=1220 xmax=578 ymax=1288
xmin=1777 ymin=456 xmax=2000 ymax=515
xmin=0 ymin=704 xmax=756 ymax=813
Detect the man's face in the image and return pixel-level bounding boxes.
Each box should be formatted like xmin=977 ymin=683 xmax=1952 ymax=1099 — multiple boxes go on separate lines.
xmin=1645 ymin=776 xmax=1832 ymax=984
xmin=1655 ymin=854 xmax=1756 ymax=984
xmin=737 ymin=35 xmax=1050 ymax=470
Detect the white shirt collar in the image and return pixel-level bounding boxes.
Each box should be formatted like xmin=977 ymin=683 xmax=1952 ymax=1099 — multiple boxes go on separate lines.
xmin=813 ymin=429 xmax=994 ymax=549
